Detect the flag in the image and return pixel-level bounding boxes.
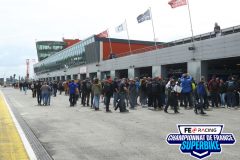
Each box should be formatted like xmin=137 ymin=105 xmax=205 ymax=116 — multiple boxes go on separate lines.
xmin=115 ymin=21 xmax=126 ymax=32
xmin=97 ymin=30 xmax=108 ymax=38
xmin=137 ymin=9 xmax=151 ymax=23
xmin=168 ymin=0 xmax=187 ymax=8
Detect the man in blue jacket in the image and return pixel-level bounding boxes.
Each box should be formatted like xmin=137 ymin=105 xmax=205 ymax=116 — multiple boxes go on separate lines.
xmin=69 ymin=80 xmax=78 ymax=107
xmin=180 ymin=73 xmax=193 ymax=109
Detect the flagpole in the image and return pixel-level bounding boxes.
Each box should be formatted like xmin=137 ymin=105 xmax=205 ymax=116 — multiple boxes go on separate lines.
xmin=149 ymin=7 xmax=157 ymax=49
xmin=107 ymin=29 xmax=113 ymax=53
xmin=186 ymin=0 xmax=195 ymax=47
xmin=125 ymin=19 xmax=132 ymax=54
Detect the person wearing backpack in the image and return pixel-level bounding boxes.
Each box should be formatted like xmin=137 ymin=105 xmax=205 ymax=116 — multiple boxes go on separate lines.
xmin=208 ymin=75 xmax=220 ymax=108
xmin=226 ymin=76 xmax=237 ymax=108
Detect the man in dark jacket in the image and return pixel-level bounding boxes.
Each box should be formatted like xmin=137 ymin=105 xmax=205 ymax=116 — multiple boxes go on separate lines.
xmin=103 ymin=79 xmax=113 ymax=112
xmin=226 ymin=76 xmax=238 ymax=108
xmin=208 ymin=75 xmax=220 ymax=108
xmin=36 ymin=81 xmax=42 ymax=105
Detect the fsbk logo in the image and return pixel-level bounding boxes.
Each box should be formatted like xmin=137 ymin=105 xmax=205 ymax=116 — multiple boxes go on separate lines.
xmin=166 ymin=125 xmax=236 ymax=159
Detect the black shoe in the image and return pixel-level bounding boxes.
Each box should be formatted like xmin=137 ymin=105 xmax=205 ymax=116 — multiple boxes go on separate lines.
xmin=164 ymin=109 xmax=168 ymax=113
xmin=106 ymin=110 xmax=112 ymax=113
xmin=194 ymin=109 xmax=198 ymax=114
xmin=120 ymin=110 xmax=129 ymax=113
xmin=200 ymin=112 xmax=206 ymax=115
xmin=174 ymin=111 xmax=179 ymax=114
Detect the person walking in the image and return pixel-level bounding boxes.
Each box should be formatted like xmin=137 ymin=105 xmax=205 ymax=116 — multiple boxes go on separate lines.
xmin=23 ymin=81 xmax=28 ymax=95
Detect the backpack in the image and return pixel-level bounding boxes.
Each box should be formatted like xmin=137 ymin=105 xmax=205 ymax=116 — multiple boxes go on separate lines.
xmin=227 ymin=81 xmax=235 ymax=91
xmin=103 ymin=83 xmax=112 ymax=94
xmin=191 ymin=83 xmax=196 ymax=91
xmin=86 ymin=82 xmax=91 ymax=91
xmin=151 ymin=82 xmax=159 ymax=94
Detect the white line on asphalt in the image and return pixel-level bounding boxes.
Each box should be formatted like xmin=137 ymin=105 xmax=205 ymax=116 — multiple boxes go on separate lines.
xmin=0 ymin=90 xmax=37 ymax=160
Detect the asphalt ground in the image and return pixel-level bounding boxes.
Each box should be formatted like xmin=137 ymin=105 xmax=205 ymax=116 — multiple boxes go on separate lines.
xmin=1 ymin=88 xmax=240 ymax=160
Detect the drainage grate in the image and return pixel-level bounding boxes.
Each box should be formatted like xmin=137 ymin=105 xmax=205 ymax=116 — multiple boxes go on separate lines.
xmin=6 ymin=97 xmax=53 ymax=160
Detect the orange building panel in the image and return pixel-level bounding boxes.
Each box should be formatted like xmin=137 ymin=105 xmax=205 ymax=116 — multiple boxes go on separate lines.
xmin=103 ymin=41 xmax=163 ymax=60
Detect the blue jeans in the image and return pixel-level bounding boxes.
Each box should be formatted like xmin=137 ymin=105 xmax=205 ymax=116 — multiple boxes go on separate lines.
xmin=227 ymin=92 xmax=236 ymax=107
xmin=23 ymin=87 xmax=27 ymax=95
xmin=42 ymin=92 xmax=49 ymax=105
xmin=93 ymin=95 xmax=100 ymax=109
xmin=220 ymin=93 xmax=226 ymax=106
xmin=113 ymin=92 xmax=119 ymax=107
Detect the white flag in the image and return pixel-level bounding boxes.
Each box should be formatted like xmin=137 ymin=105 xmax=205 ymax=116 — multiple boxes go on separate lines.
xmin=115 ymin=22 xmax=126 ymax=32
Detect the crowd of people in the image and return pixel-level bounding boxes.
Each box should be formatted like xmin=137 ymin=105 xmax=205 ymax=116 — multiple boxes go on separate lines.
xmin=16 ymin=73 xmax=240 ymax=114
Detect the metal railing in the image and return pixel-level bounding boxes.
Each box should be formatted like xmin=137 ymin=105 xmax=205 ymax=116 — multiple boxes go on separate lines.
xmin=104 ymin=25 xmax=240 ymax=61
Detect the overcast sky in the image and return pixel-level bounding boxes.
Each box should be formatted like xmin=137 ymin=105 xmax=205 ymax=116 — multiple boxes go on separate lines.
xmin=0 ymin=0 xmax=239 ymax=79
